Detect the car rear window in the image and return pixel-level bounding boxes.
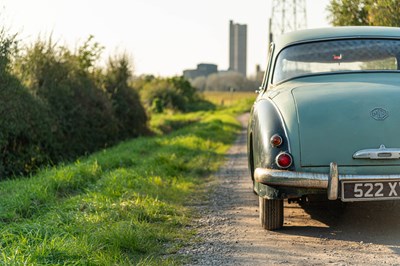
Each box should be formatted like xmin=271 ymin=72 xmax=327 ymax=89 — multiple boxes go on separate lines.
xmin=273 ymin=39 xmax=400 ymax=83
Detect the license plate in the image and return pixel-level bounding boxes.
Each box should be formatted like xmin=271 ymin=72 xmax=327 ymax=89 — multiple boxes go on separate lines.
xmin=341 ymin=180 xmax=400 ymax=202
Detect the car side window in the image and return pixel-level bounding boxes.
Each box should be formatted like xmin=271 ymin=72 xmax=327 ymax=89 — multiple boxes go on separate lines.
xmin=261 ymin=43 xmax=274 ymax=91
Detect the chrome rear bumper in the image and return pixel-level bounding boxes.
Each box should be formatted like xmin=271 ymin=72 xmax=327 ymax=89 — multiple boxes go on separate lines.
xmin=254 ymin=162 xmax=400 ymax=200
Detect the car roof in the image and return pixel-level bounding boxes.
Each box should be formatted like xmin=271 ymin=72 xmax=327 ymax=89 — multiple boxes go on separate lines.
xmin=274 ymin=26 xmax=400 ymax=50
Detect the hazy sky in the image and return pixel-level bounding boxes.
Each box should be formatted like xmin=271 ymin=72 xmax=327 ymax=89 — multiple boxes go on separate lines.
xmin=0 ymin=0 xmax=331 ymax=77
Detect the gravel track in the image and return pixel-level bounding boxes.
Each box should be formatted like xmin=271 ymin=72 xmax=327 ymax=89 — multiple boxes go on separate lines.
xmin=180 ymin=113 xmax=400 ymax=265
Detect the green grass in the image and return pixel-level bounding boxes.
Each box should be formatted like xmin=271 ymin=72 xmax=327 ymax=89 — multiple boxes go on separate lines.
xmin=150 ymin=92 xmax=254 ymax=136
xmin=201 ymin=91 xmax=256 ymax=107
xmin=0 ymin=102 xmax=251 ymax=265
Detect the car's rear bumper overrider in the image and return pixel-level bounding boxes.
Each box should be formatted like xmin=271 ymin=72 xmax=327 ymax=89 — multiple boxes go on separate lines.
xmin=254 ymin=162 xmax=400 ymax=200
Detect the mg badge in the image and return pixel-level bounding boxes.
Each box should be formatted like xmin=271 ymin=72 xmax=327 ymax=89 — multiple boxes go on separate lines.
xmin=370 ymin=108 xmax=389 ymax=121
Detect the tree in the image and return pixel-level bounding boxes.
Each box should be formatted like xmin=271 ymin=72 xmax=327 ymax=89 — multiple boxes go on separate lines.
xmin=327 ymin=0 xmax=400 ymax=27
xmin=368 ymin=0 xmax=400 ymax=27
xmin=327 ymin=0 xmax=370 ymax=26
xmin=191 ymin=76 xmax=206 ymax=91
xmin=202 ymin=72 xmax=257 ymax=92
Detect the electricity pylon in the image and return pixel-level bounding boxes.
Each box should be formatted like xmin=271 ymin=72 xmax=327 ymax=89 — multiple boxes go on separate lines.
xmin=269 ymin=0 xmax=307 ymax=44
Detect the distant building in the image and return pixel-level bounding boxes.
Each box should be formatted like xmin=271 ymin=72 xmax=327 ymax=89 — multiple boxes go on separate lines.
xmin=183 ymin=63 xmax=218 ymax=80
xmin=229 ymin=20 xmax=247 ymax=77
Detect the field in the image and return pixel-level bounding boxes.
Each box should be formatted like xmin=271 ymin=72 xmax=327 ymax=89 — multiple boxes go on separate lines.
xmin=201 ymin=91 xmax=256 ymax=107
xmin=0 ymin=100 xmax=252 ymax=265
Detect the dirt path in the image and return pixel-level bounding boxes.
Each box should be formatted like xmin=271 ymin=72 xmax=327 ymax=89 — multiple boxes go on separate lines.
xmin=180 ymin=113 xmax=400 ymax=265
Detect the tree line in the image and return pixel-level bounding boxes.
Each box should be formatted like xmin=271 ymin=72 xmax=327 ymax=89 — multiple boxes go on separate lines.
xmin=0 ymin=31 xmax=201 ymax=178
xmin=327 ymin=0 xmax=400 ymax=27
xmin=190 ymin=71 xmax=262 ymax=92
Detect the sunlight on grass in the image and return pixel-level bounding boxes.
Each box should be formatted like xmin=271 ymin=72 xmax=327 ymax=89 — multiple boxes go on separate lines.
xmin=0 ymin=101 xmax=252 ymax=265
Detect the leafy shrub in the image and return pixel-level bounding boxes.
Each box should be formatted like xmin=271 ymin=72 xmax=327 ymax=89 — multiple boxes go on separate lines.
xmin=139 ymin=76 xmax=199 ymax=112
xmin=103 ymin=54 xmax=148 ymax=139
xmin=0 ymin=32 xmax=151 ymax=178
xmin=0 ymin=32 xmax=53 ymax=177
xmin=11 ymin=37 xmax=149 ymax=169
xmin=15 ymin=38 xmax=119 ymax=159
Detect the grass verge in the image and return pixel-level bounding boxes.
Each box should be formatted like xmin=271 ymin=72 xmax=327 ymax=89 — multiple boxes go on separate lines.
xmin=0 ymin=102 xmax=251 ymax=265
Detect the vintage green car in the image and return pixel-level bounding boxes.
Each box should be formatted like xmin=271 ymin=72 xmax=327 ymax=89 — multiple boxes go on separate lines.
xmin=248 ymin=26 xmax=400 ymax=230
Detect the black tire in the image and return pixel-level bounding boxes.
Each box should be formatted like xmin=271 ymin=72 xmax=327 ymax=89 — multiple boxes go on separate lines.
xmin=249 ymin=137 xmax=258 ymax=195
xmin=259 ymin=197 xmax=284 ymax=230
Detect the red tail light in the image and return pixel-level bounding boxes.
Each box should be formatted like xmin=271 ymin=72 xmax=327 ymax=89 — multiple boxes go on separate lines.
xmin=276 ymin=152 xmax=293 ymax=169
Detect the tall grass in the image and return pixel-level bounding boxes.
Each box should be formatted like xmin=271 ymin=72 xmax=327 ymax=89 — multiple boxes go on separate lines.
xmin=0 ymin=103 xmax=250 ymax=265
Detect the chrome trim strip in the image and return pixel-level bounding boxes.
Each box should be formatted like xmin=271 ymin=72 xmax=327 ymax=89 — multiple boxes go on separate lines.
xmin=339 ymin=174 xmax=400 ymax=181
xmin=353 ymin=144 xmax=400 ymax=160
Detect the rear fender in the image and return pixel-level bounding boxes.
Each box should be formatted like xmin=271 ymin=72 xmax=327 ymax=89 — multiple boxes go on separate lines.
xmin=250 ymin=99 xmax=293 ymax=199
xmin=252 ymin=99 xmax=292 ymax=170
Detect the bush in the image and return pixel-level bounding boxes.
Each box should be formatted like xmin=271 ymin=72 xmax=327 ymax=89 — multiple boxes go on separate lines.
xmin=0 ymin=32 xmax=53 ymax=177
xmin=103 ymin=54 xmax=148 ymax=139
xmin=139 ymin=76 xmax=199 ymax=112
xmin=0 ymin=32 xmax=153 ymax=178
xmin=15 ymin=38 xmax=119 ymax=159
xmin=11 ymin=37 xmax=149 ymax=172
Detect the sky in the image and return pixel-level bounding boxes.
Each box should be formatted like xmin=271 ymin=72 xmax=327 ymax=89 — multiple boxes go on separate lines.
xmin=0 ymin=0 xmax=331 ymax=77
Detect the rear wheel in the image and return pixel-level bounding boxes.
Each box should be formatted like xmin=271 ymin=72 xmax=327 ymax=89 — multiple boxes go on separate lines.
xmin=259 ymin=197 xmax=284 ymax=230
xmin=249 ymin=138 xmax=257 ymax=195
